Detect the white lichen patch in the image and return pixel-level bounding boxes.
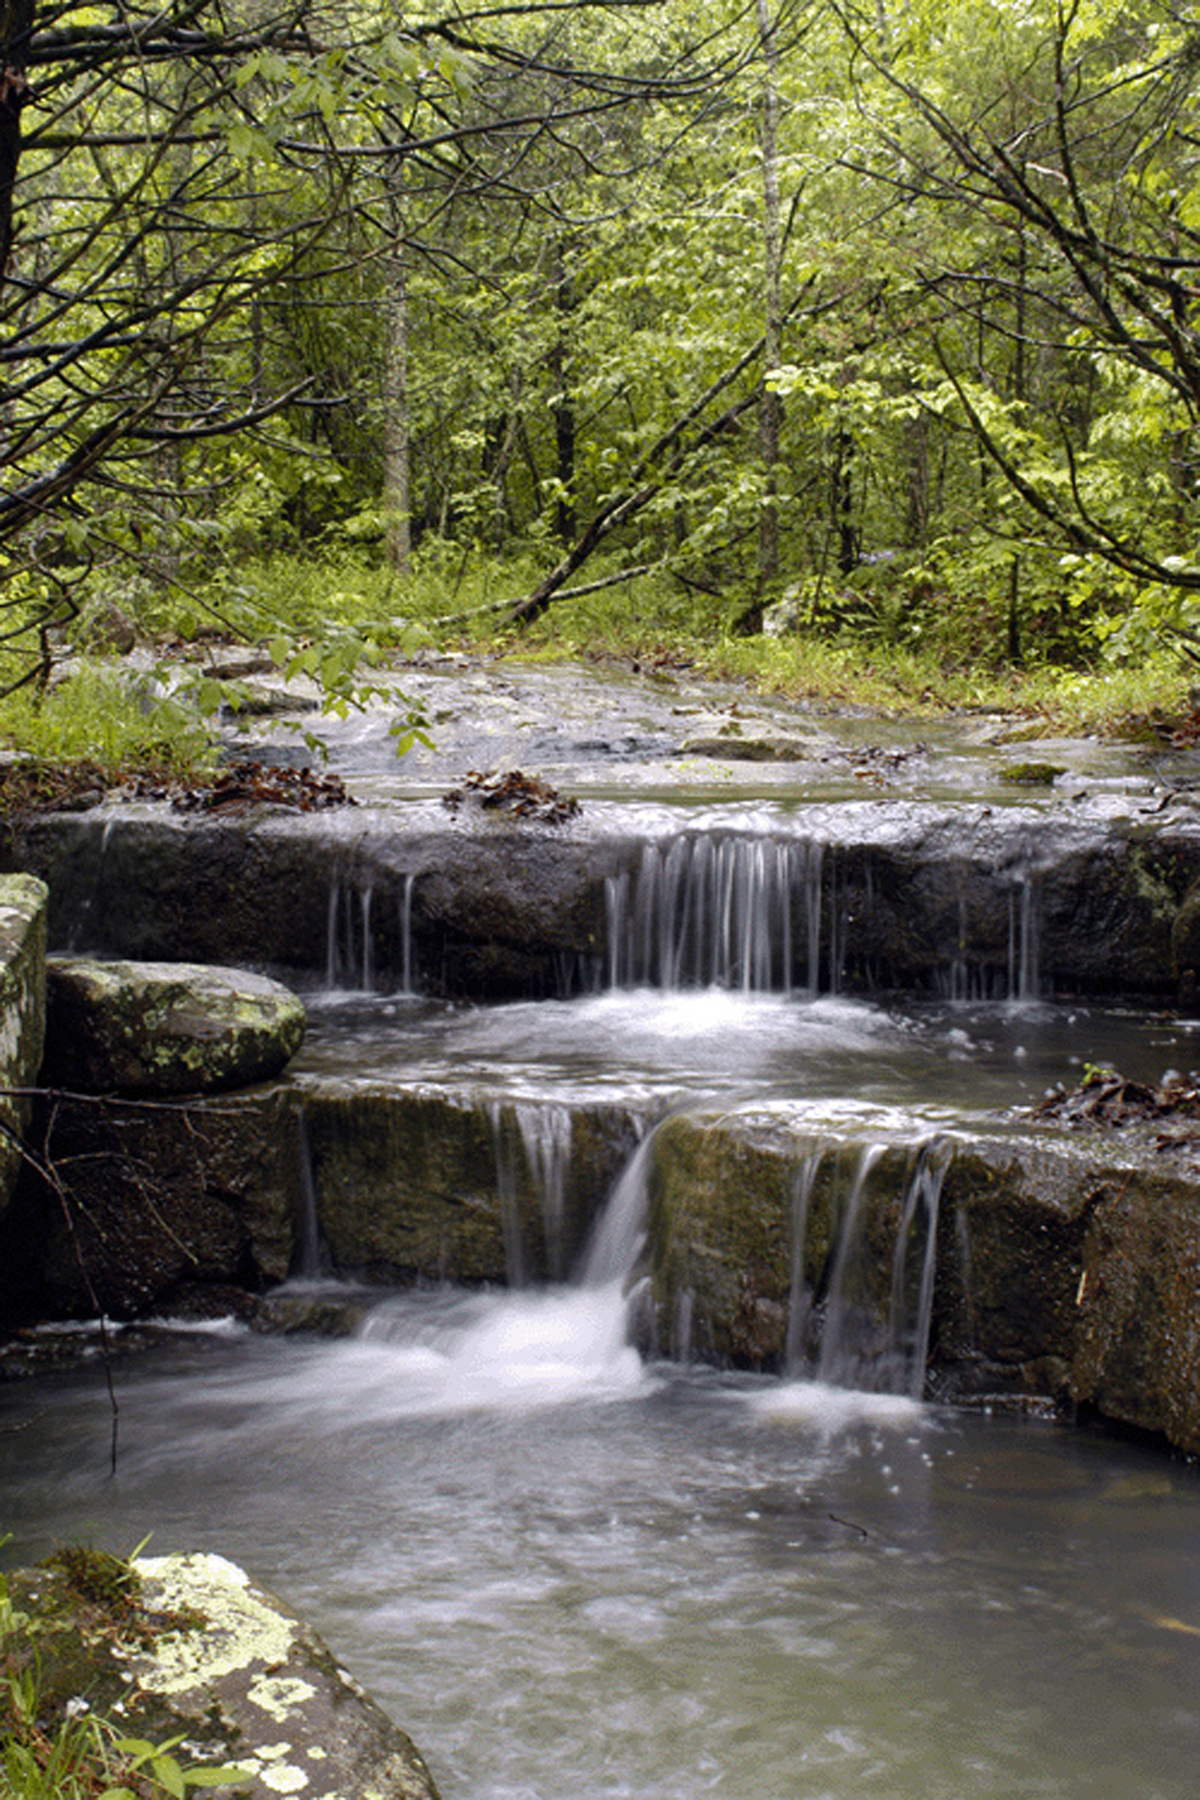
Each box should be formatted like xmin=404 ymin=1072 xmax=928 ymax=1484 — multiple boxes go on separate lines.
xmin=131 ymin=1553 xmax=297 ymax=1692
xmin=249 ymin=1672 xmax=317 ymax=1720
xmin=260 ymin=1762 xmax=311 ymax=1793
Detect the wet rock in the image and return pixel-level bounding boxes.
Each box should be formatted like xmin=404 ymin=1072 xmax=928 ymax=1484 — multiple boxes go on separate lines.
xmin=42 ymin=956 xmax=306 ymax=1095
xmin=646 ymin=1109 xmax=949 ymax=1376
xmin=298 ymin=1083 xmax=641 ymax=1285
xmin=679 ymin=733 xmax=816 ymax=762
xmin=933 ymin=1139 xmax=1098 ymax=1402
xmin=1170 ymin=876 xmax=1200 ymax=998
xmin=1071 ymin=1178 xmax=1200 ymax=1454
xmin=7 ymin=800 xmax=1200 ymax=1002
xmin=0 ymin=873 xmax=47 ymax=1221
xmin=0 ymin=1085 xmax=302 ymax=1320
xmin=640 ymin=1103 xmax=1200 ymax=1449
xmin=7 ymin=1550 xmax=440 ymax=1800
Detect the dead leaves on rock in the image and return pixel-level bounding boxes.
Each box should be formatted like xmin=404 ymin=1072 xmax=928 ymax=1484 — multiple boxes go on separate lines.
xmin=1032 ymin=1067 xmax=1200 ymax=1158
xmin=0 ymin=758 xmax=357 ymax=819
xmin=442 ymin=768 xmax=581 ymax=824
xmin=128 ymin=761 xmax=356 ymax=814
xmin=0 ymin=759 xmax=111 ymax=818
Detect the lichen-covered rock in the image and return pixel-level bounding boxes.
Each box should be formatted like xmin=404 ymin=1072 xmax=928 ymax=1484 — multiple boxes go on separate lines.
xmin=0 ymin=872 xmax=47 ymax=1222
xmin=9 ymin=1550 xmax=441 ymax=1800
xmin=42 ymin=956 xmax=306 ymax=1094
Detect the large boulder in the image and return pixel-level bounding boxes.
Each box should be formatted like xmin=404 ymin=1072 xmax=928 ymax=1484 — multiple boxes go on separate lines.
xmin=0 ymin=872 xmax=47 ymax=1221
xmin=6 ymin=1549 xmax=440 ymax=1800
xmin=42 ymin=956 xmax=306 ymax=1095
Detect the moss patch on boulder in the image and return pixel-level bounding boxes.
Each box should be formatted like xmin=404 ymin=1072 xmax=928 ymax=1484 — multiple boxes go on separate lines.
xmin=0 ymin=872 xmax=47 ymax=1223
xmin=43 ymin=956 xmax=306 ymax=1095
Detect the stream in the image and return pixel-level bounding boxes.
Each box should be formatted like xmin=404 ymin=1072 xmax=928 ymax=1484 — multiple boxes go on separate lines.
xmin=1 ymin=1299 xmax=1199 ymax=1800
xmin=4 ymin=984 xmax=1200 ymax=1800
xmin=4 ymin=664 xmax=1200 ymax=1798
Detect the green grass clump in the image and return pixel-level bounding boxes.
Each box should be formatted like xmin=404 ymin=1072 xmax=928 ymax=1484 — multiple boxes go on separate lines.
xmin=0 ymin=664 xmax=216 ymax=785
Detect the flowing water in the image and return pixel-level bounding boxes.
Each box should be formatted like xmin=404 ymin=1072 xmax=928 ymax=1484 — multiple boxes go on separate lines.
xmin=8 ymin=985 xmax=1200 ymax=1797
xmin=8 ymin=669 xmax=1200 ymax=1797
xmin=2 ymin=1303 xmax=1199 ymax=1800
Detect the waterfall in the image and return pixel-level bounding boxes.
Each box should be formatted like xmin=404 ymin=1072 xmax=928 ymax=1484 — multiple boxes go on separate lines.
xmin=66 ymin=816 xmax=121 ymax=953
xmin=515 ymin=1103 xmax=573 ymax=1281
xmin=937 ymin=871 xmax=1043 ymax=1002
xmin=806 ymin=1138 xmax=948 ymax=1397
xmin=605 ymin=834 xmax=834 ymax=993
xmin=814 ymin=1144 xmax=888 ymax=1391
xmin=580 ymin=1125 xmax=655 ymax=1289
xmin=399 ymin=872 xmax=417 ymax=994
xmin=489 ymin=1102 xmax=531 ymax=1286
xmin=488 ymin=1100 xmax=583 ymax=1284
xmin=292 ymin=1107 xmax=325 ymax=1280
xmin=784 ymin=1145 xmax=826 ymax=1372
xmin=325 ymin=879 xmax=375 ymax=991
xmin=1010 ymin=872 xmax=1041 ymax=1001
xmin=884 ymin=1141 xmax=950 ymax=1397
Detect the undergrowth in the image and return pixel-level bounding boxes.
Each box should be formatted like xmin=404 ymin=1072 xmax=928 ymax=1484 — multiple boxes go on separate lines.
xmin=0 ymin=664 xmax=215 ymax=785
xmin=1 ymin=545 xmax=1195 ymax=783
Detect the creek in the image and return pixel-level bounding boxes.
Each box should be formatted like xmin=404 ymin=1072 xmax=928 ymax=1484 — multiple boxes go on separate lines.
xmin=1 ymin=1287 xmax=1199 ymax=1800
xmin=4 ymin=663 xmax=1200 ymax=1797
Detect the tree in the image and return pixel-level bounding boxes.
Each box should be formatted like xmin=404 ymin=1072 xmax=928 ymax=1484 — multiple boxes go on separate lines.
xmin=0 ymin=0 xmax=755 ymax=691
xmin=828 ymin=0 xmax=1200 ymax=643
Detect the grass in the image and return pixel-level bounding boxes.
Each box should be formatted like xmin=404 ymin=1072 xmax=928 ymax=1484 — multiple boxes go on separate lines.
xmin=0 ymin=663 xmax=216 ymax=786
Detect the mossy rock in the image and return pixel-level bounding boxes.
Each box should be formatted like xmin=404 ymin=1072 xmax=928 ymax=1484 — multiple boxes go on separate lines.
xmin=0 ymin=872 xmax=47 ymax=1219
xmin=43 ymin=956 xmax=306 ymax=1095
xmin=998 ymin=761 xmax=1067 ymax=786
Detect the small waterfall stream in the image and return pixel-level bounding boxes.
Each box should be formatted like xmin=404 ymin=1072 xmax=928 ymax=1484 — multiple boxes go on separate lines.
xmin=9 ymin=744 xmax=1200 ymax=1800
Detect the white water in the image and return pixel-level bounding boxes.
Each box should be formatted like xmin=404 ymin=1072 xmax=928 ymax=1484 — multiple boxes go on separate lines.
xmin=4 ymin=1085 xmax=1200 ymax=1797
xmin=16 ymin=773 xmax=1200 ymax=1797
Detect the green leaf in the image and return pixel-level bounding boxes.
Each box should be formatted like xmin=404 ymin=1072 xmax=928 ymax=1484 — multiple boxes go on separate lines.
xmin=151 ymin=1752 xmax=188 ymax=1798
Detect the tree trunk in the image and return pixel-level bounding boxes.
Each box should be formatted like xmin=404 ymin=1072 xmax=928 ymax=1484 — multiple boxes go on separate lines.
xmin=755 ymin=0 xmax=783 ymax=598
xmin=382 ymin=150 xmax=411 ymax=576
xmin=382 ymin=246 xmax=412 ymax=574
xmin=0 ymin=0 xmax=34 ymax=289
xmin=549 ymin=239 xmax=577 ymax=546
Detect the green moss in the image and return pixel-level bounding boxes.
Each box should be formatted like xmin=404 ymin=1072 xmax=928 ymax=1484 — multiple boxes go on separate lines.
xmin=998 ymin=761 xmax=1066 ymax=786
xmin=42 ymin=1544 xmax=141 ymax=1615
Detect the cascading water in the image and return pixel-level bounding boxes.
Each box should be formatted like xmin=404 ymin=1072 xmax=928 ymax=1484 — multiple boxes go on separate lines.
xmin=605 ymin=833 xmax=832 ymax=993
xmin=326 ymin=879 xmax=375 ymax=990
xmin=337 ymin=1120 xmax=659 ymax=1415
xmin=605 ymin=830 xmax=1042 ymax=1001
xmin=10 ymin=679 xmax=1200 ymax=1800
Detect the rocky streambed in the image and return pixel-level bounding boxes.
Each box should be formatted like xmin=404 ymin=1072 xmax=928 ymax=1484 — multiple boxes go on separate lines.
xmin=2 ymin=658 xmax=1200 ymax=1446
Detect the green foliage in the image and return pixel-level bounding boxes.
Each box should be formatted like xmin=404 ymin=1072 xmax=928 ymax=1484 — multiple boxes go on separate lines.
xmin=0 ymin=665 xmax=215 ymax=782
